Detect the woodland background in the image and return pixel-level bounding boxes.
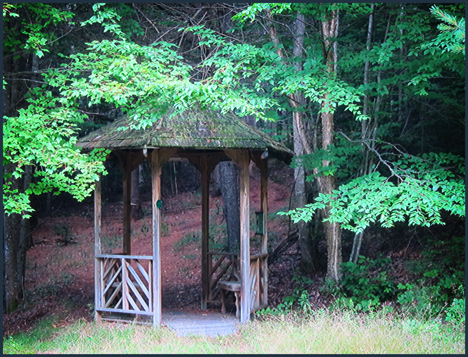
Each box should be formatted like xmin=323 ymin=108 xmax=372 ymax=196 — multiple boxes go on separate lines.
xmin=3 ymin=2 xmax=465 ymax=329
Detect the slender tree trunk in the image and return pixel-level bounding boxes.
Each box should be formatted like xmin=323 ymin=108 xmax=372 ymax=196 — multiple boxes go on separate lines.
xmin=293 ymin=13 xmax=315 ymax=273
xmin=17 ymin=165 xmax=33 ymax=299
xmin=3 ymin=35 xmax=23 ymax=311
xmin=350 ymin=4 xmax=374 ymax=264
xmin=318 ymin=6 xmax=342 ymax=282
xmin=265 ymin=9 xmax=316 ymax=272
xmin=4 ymin=162 xmax=21 ymax=312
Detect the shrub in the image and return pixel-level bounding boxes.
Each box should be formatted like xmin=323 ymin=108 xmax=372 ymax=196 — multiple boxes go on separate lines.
xmin=339 ymin=255 xmax=395 ymax=304
xmin=398 ymin=235 xmax=465 ymax=319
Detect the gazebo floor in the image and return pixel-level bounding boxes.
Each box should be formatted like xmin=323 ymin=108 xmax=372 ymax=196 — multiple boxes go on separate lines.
xmin=163 ymin=310 xmax=239 ymax=337
xmin=100 ymin=310 xmax=239 ymax=337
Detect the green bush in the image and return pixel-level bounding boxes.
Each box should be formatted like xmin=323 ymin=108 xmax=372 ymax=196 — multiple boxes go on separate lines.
xmin=339 ymin=255 xmax=395 ymax=304
xmin=445 ymin=298 xmax=465 ymax=325
xmin=256 ymin=275 xmax=313 ymax=317
xmin=397 ymin=283 xmax=442 ymax=317
xmin=398 ymin=235 xmax=465 ymax=319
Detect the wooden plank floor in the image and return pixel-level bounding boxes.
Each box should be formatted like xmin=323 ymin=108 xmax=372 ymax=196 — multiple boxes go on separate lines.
xmin=161 ymin=311 xmax=239 ymax=337
xmin=100 ymin=311 xmax=239 ymax=337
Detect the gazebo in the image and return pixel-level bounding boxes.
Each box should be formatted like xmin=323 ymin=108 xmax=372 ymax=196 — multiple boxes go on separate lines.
xmin=76 ymin=108 xmax=293 ymax=325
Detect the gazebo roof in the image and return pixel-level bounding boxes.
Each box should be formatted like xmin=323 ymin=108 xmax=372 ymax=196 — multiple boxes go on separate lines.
xmin=76 ymin=108 xmax=294 ymax=163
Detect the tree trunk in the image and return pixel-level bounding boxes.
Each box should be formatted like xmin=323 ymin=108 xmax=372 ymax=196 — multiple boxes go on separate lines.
xmin=3 ymin=34 xmax=23 ymax=311
xmin=291 ymin=13 xmax=315 ymax=273
xmin=4 ymin=162 xmax=21 ymax=312
xmin=351 ymin=4 xmax=374 ymax=263
xmin=17 ymin=165 xmax=33 ymax=299
xmin=265 ymin=9 xmax=316 ymax=272
xmin=318 ymin=6 xmax=342 ymax=282
xmin=210 ymin=164 xmax=221 ymax=197
xmin=131 ymin=166 xmax=143 ymax=220
xmin=219 ymin=161 xmax=240 ymax=252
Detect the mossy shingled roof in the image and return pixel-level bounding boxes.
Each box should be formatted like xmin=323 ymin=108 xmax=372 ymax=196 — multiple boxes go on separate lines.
xmin=76 ymin=108 xmax=293 ymax=162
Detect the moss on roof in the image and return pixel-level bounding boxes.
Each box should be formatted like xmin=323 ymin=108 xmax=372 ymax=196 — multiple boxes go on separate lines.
xmin=76 ymin=107 xmax=293 ymax=162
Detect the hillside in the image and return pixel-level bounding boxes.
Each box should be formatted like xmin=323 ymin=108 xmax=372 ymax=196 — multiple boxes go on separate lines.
xmin=4 ymin=161 xmax=318 ymax=335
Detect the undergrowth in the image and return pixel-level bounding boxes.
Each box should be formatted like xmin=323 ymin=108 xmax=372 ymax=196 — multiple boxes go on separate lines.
xmin=3 ymin=307 xmax=464 ymax=354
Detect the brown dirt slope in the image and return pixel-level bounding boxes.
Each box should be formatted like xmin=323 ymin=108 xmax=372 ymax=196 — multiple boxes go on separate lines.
xmin=4 ymin=162 xmax=310 ymax=336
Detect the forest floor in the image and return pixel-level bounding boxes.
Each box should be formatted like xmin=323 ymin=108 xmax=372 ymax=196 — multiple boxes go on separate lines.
xmin=3 ymin=161 xmax=336 ymax=336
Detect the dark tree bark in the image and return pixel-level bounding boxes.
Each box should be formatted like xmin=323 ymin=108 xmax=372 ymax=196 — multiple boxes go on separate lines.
xmin=318 ymin=6 xmax=342 ymax=282
xmin=131 ymin=166 xmax=143 ymax=220
xmin=210 ymin=164 xmax=222 ymax=197
xmin=265 ymin=9 xmax=317 ymax=272
xmin=219 ymin=161 xmax=240 ymax=252
xmin=17 ymin=165 xmax=33 ymax=300
xmin=4 ymin=162 xmax=22 ymax=312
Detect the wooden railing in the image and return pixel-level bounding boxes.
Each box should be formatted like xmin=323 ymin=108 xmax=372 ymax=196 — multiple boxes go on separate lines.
xmin=206 ymin=252 xmax=239 ymax=303
xmin=249 ymin=254 xmax=268 ymax=312
xmin=95 ymin=254 xmax=153 ymax=316
xmin=207 ymin=251 xmax=268 ymax=312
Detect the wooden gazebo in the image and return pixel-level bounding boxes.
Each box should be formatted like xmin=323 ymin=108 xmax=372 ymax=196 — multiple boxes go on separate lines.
xmin=76 ymin=108 xmax=293 ymax=325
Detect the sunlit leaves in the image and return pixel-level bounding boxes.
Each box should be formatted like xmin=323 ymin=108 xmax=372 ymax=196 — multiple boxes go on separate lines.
xmin=3 ymin=103 xmax=109 ymax=216
xmin=424 ymin=5 xmax=465 ymax=55
xmin=3 ymin=3 xmax=74 ymax=57
xmin=281 ymin=153 xmax=465 ymax=232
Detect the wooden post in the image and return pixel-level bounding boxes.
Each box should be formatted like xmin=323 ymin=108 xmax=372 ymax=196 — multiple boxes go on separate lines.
xmin=238 ymin=150 xmax=251 ymax=324
xmin=94 ymin=178 xmax=102 ymax=323
xmin=259 ymin=159 xmax=268 ymax=307
xmin=122 ymin=258 xmax=128 ymax=310
xmin=151 ymin=149 xmax=162 ymax=326
xmin=123 ymin=155 xmax=131 ymax=255
xmin=200 ymin=155 xmax=210 ymax=310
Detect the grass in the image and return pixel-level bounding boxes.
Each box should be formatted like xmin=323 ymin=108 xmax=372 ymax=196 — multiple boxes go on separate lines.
xmin=3 ymin=309 xmax=464 ymax=354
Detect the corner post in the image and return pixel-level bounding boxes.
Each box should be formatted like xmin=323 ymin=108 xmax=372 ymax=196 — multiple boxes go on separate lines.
xmin=94 ymin=177 xmax=102 ymax=323
xmin=259 ymin=159 xmax=268 ymax=307
xmin=200 ymin=155 xmax=210 ymax=310
xmin=239 ymin=150 xmax=251 ymax=324
xmin=123 ymin=155 xmax=132 ymax=255
xmin=151 ymin=149 xmax=162 ymax=326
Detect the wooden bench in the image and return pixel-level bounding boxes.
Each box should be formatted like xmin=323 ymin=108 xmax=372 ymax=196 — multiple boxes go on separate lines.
xmin=218 ymin=281 xmax=241 ymax=318
xmin=218 ymin=256 xmax=241 ymax=317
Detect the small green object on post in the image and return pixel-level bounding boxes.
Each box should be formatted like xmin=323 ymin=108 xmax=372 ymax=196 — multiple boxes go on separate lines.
xmin=255 ymin=211 xmax=264 ymax=235
xmin=156 ymin=199 xmax=162 ymax=209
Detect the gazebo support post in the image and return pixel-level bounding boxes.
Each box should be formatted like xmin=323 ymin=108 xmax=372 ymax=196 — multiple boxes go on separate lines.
xmin=239 ymin=150 xmax=251 ymax=324
xmin=259 ymin=158 xmax=268 ymax=307
xmin=225 ymin=149 xmax=251 ymax=323
xmin=151 ymin=149 xmax=162 ymax=326
xmin=94 ymin=177 xmax=102 ymax=323
xmin=200 ymin=155 xmax=210 ymax=310
xmin=123 ymin=155 xmax=132 ymax=255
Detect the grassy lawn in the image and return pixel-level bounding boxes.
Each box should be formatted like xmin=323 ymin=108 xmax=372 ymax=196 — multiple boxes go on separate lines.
xmin=3 ymin=309 xmax=465 ymax=354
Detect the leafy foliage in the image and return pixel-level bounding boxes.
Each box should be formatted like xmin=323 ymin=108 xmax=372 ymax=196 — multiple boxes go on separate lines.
xmin=398 ymin=235 xmax=465 ymax=318
xmin=282 ymin=152 xmax=465 ymax=233
xmin=3 ymin=3 xmax=74 ymax=58
xmin=321 ymin=255 xmax=396 ymax=311
xmin=426 ymin=5 xmax=465 ymax=55
xmin=339 ymin=256 xmax=395 ymax=302
xmin=3 ymin=100 xmax=109 ymax=217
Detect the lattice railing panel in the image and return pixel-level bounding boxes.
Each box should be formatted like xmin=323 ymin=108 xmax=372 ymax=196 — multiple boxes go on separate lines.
xmin=207 ymin=252 xmax=239 ymax=303
xmin=96 ymin=255 xmax=153 ymax=315
xmin=208 ymin=252 xmax=267 ymax=312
